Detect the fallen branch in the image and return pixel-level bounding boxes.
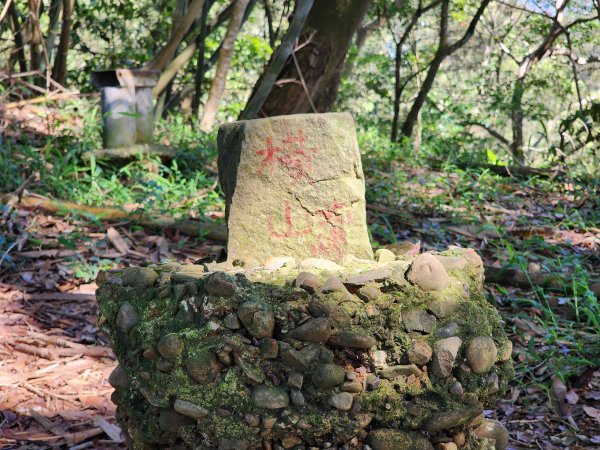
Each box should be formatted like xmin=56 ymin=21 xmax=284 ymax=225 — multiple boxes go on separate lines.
xmin=427 ymin=158 xmax=562 ymax=179
xmin=485 ymin=265 xmax=600 ymax=294
xmin=2 ymin=193 xmax=228 ymax=242
xmin=1 ymin=92 xmax=95 ymax=110
xmin=25 ymin=331 xmax=115 ymax=358
xmin=13 ymin=343 xmax=56 ymax=360
xmin=464 ymin=163 xmax=559 ymax=178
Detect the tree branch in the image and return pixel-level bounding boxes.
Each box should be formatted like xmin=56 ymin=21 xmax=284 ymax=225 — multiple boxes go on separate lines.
xmin=466 ymin=121 xmax=511 ymax=148
xmin=447 ymin=0 xmax=492 ymax=54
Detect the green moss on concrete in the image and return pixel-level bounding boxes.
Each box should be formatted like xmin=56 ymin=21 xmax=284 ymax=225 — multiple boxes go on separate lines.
xmin=97 ymin=251 xmax=513 ymax=449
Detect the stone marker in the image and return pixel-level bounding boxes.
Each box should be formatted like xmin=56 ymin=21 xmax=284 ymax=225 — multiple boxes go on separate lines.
xmin=218 ymin=112 xmax=373 ymax=263
xmin=96 ymin=120 xmax=514 ymax=449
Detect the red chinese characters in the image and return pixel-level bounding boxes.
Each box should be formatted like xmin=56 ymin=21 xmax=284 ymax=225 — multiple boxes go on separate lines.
xmin=266 ymin=199 xmax=355 ymax=259
xmin=311 ymin=200 xmax=355 ymax=259
xmin=267 ymin=202 xmax=312 ymax=238
xmin=256 ymin=130 xmax=317 ymax=179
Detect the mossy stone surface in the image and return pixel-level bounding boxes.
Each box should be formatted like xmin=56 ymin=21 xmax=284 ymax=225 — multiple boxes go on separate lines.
xmin=96 ymin=250 xmax=513 ymax=449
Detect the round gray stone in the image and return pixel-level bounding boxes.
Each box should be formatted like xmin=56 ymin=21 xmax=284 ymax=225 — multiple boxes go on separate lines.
xmin=157 ymin=333 xmax=184 ymax=361
xmin=285 ymin=318 xmax=332 ymax=343
xmin=311 ymin=363 xmax=345 ymax=389
xmin=108 ymin=364 xmax=128 ymax=389
xmin=406 ymin=253 xmax=450 ymax=291
xmin=121 ymin=267 xmax=159 ymax=289
xmin=328 ymin=392 xmax=353 ymax=411
xmin=466 ymin=336 xmax=498 ymax=374
xmin=116 ymin=302 xmax=139 ymax=332
xmin=252 ymin=385 xmax=290 ymax=409
xmin=474 ymin=419 xmax=509 ymax=450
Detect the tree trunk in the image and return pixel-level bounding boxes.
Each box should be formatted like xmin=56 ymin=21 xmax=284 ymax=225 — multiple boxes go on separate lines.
xmin=144 ymin=0 xmax=206 ymax=72
xmin=263 ymin=0 xmax=275 ymax=48
xmin=342 ymin=15 xmax=386 ymax=79
xmin=240 ymin=0 xmax=314 ymax=120
xmin=51 ymin=0 xmax=74 ymax=86
xmin=43 ymin=0 xmax=62 ymax=69
xmin=154 ymin=41 xmax=199 ymax=96
xmin=412 ymin=40 xmax=423 ymax=155
xmin=252 ymin=0 xmax=373 ymax=117
xmin=401 ymin=50 xmax=446 ymax=138
xmin=390 ymin=0 xmax=441 ymax=142
xmin=199 ymin=0 xmax=251 ymax=131
xmin=391 ymin=40 xmax=402 ymax=143
xmin=510 ymin=76 xmax=526 ymax=165
xmin=8 ymin=3 xmax=27 ymax=73
xmin=28 ymin=0 xmax=42 ymax=73
xmin=191 ymin=0 xmax=212 ymax=117
xmin=401 ymin=0 xmax=491 ymax=138
xmin=505 ymin=1 xmax=568 ymax=164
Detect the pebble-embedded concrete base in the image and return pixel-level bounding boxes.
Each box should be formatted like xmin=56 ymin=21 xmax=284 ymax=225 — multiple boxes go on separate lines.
xmin=96 ymin=247 xmax=513 ymax=450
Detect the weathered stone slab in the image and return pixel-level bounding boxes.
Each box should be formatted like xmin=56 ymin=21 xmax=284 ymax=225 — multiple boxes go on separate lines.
xmin=218 ymin=112 xmax=373 ymax=263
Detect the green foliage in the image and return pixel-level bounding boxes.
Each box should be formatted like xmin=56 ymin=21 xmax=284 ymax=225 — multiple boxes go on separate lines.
xmin=0 ymin=99 xmax=223 ymax=220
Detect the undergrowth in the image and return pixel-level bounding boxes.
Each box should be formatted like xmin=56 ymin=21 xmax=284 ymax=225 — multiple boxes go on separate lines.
xmin=1 ymin=100 xmax=598 ymax=385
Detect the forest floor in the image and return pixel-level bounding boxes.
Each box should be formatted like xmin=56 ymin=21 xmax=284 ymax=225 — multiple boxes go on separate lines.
xmin=1 ymin=102 xmax=599 ymax=449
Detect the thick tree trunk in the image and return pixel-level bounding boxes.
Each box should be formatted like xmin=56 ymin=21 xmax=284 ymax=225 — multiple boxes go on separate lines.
xmin=252 ymin=0 xmax=373 ymax=117
xmin=240 ymin=0 xmax=314 ymax=120
xmin=199 ymin=0 xmax=251 ymax=131
xmin=51 ymin=0 xmax=74 ymax=86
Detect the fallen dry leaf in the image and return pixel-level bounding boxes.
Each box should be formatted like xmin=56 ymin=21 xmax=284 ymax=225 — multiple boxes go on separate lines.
xmin=583 ymin=405 xmax=600 ymax=421
xmin=94 ymin=416 xmax=123 ymax=442
xmin=106 ymin=227 xmax=130 ymax=254
xmin=565 ymin=390 xmax=579 ymax=405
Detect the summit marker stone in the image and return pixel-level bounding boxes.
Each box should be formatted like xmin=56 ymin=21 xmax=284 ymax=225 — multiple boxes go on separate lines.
xmin=218 ymin=113 xmax=373 ymax=263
